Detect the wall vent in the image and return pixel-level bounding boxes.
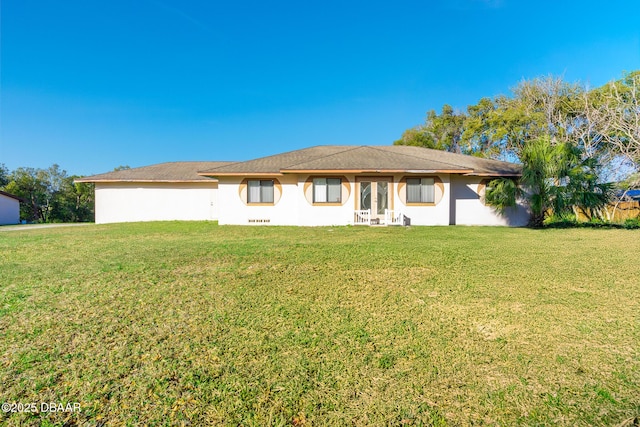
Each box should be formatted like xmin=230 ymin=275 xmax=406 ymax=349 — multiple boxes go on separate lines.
xmin=248 ymin=219 xmax=271 ymax=223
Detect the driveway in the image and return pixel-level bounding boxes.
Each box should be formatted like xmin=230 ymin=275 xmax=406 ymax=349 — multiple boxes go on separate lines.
xmin=0 ymin=223 xmax=93 ymax=232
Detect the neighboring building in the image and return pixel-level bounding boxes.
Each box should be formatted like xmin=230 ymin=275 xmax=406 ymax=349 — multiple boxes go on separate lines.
xmin=620 ymin=189 xmax=640 ymax=201
xmin=199 ymin=145 xmax=529 ymax=226
xmin=0 ymin=191 xmax=22 ymax=225
xmin=75 ymin=162 xmax=234 ymax=224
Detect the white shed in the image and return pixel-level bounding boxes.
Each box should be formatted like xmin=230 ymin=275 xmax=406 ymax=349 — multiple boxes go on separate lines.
xmin=0 ymin=191 xmax=21 ymax=225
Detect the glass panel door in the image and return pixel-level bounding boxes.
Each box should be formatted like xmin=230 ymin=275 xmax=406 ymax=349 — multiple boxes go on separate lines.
xmin=360 ymin=182 xmax=372 ymax=210
xmin=359 ymin=179 xmax=391 ymax=221
xmin=377 ymin=181 xmax=388 ymax=215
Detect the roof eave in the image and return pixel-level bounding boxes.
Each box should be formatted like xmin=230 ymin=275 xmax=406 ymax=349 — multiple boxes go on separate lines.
xmin=281 ymin=169 xmax=407 ymax=174
xmin=402 ymin=169 xmax=475 ymax=174
xmin=74 ymin=179 xmax=218 ymax=183
xmin=463 ymin=173 xmax=522 ymax=177
xmin=198 ymin=172 xmax=284 ymax=177
xmin=199 ymin=169 xmax=478 ymax=176
xmin=0 ymin=191 xmax=26 ymax=202
xmin=280 ymin=168 xmax=476 ymax=174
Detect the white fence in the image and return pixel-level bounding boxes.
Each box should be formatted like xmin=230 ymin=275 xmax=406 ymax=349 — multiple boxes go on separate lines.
xmin=354 ymin=209 xmax=371 ymax=225
xmin=384 ymin=209 xmax=404 ymax=226
xmin=353 ymin=209 xmax=405 ymax=226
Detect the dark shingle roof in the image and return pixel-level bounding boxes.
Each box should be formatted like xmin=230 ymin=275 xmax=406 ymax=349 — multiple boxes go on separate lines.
xmin=75 ymin=161 xmax=235 ymax=183
xmin=0 ymin=190 xmax=25 ymax=202
xmin=200 ymin=146 xmax=521 ymax=176
xmin=200 ymin=146 xmax=353 ymax=175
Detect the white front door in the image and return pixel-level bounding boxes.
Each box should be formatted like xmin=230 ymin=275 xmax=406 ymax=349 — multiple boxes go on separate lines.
xmin=359 ymin=178 xmax=391 ymax=221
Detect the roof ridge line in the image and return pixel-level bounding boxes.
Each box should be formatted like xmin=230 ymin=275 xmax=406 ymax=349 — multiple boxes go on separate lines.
xmin=195 ymin=161 xmax=239 ymax=173
xmin=281 ymin=146 xmax=363 ymax=170
xmin=204 ymin=145 xmax=344 ymax=171
xmin=387 ymin=144 xmax=519 ymax=166
xmin=369 ymin=145 xmax=471 ymax=170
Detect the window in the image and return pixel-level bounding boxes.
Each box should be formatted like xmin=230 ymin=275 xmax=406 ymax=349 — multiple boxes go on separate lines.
xmin=406 ymin=178 xmax=435 ymax=203
xmin=313 ymin=178 xmax=341 ymax=203
xmin=247 ymin=180 xmax=274 ymax=203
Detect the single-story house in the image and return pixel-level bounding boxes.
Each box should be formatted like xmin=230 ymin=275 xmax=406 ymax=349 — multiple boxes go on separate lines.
xmin=0 ymin=190 xmax=22 ymax=225
xmin=75 ymin=162 xmax=234 ymax=224
xmin=199 ymin=145 xmax=528 ymax=226
xmin=78 ymin=145 xmax=529 ymax=226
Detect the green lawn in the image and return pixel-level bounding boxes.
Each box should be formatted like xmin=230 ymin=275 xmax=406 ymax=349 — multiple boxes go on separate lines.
xmin=1 ymin=222 xmax=639 ymax=426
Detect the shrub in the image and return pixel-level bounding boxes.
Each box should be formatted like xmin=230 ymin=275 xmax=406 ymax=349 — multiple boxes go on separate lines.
xmin=623 ymin=218 xmax=640 ymax=229
xmin=544 ymin=213 xmax=578 ymax=228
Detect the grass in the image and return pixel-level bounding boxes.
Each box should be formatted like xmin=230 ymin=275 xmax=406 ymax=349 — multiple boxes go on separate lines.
xmin=0 ymin=222 xmax=639 ymax=426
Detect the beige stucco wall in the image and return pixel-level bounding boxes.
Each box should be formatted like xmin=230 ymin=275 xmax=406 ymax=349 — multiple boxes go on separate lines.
xmin=0 ymin=194 xmax=20 ymax=225
xmin=393 ymin=173 xmax=450 ymax=226
xmin=297 ymin=174 xmax=357 ymax=226
xmin=217 ymin=175 xmax=300 ymax=225
xmin=450 ymin=175 xmax=529 ymax=226
xmin=95 ymin=182 xmax=219 ymax=224
xmin=141 ymin=174 xmax=530 ymax=227
xmin=217 ymin=173 xmax=454 ymax=226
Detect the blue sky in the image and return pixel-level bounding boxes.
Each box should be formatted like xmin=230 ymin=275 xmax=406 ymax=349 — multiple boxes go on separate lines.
xmin=1 ymin=0 xmax=639 ymax=176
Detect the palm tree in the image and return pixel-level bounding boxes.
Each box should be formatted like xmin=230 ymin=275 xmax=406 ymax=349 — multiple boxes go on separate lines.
xmin=485 ymin=137 xmax=612 ymax=227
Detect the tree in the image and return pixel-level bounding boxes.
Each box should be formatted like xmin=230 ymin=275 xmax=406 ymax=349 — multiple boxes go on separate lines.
xmin=551 ymin=144 xmax=614 ymax=221
xmin=2 ymin=164 xmax=95 ymax=223
xmin=485 ymin=137 xmax=612 ymax=227
xmin=39 ymin=164 xmax=68 ymax=222
xmin=394 ymin=105 xmax=467 ymax=153
xmin=3 ymin=167 xmax=48 ymax=222
xmin=603 ymin=71 xmax=639 ymax=163
xmin=394 ymin=127 xmax=438 ymax=149
xmin=396 ymin=77 xmax=592 ymax=160
xmin=474 ymin=77 xmax=595 ymax=162
xmin=40 ymin=167 xmax=94 ymax=223
xmin=576 ymin=71 xmax=640 ymax=218
xmin=461 ymin=97 xmax=503 ymax=158
xmin=58 ymin=177 xmax=94 ymax=222
xmin=395 ymin=71 xmax=639 ymax=226
xmin=0 ymin=163 xmax=9 ymax=187
xmin=589 ymin=71 xmax=640 ymax=175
